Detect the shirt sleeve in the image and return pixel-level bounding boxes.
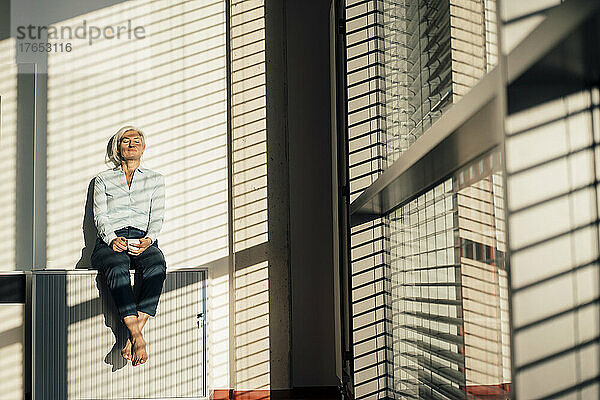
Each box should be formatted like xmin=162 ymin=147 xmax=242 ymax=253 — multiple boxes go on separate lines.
xmin=93 ymin=175 xmax=117 ymax=246
xmin=146 ymin=174 xmax=165 ymax=243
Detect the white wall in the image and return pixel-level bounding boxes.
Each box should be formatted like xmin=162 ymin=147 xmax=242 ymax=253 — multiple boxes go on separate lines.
xmin=41 ymin=0 xmax=234 ymax=391
xmin=0 ymin=303 xmax=24 ymax=399
xmin=0 ymin=37 xmax=17 ymax=270
xmin=502 ymin=1 xmax=600 ymax=397
xmin=506 ymin=90 xmax=600 ymax=399
xmin=0 ymin=37 xmax=23 ymax=399
xmin=230 ymin=0 xmax=270 ymax=390
xmin=0 ymin=0 xmax=340 ymax=394
xmin=44 ymin=0 xmax=228 ymax=270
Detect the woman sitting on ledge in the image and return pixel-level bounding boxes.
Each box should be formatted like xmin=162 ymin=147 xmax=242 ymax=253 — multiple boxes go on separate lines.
xmin=91 ymin=126 xmax=166 ymax=366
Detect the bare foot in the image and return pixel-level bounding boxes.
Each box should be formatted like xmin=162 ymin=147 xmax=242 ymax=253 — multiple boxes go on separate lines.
xmin=121 ymin=338 xmax=132 ymax=360
xmin=131 ymin=334 xmax=148 ymax=366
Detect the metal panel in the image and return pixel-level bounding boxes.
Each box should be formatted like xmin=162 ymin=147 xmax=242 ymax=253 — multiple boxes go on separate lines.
xmin=32 ymin=269 xmax=207 ymax=399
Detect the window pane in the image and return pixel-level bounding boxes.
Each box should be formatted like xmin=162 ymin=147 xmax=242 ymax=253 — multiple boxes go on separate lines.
xmin=389 ymin=151 xmax=510 ymax=398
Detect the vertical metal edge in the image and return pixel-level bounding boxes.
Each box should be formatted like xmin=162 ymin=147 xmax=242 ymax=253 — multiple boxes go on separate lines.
xmin=48 ymin=273 xmax=53 ymax=399
xmin=376 ymin=2 xmax=393 ymax=394
xmin=494 ymin=1 xmax=515 ymax=398
xmin=32 ymin=64 xmax=37 ymax=268
xmin=382 ymin=215 xmax=393 ymax=398
xmin=329 ymin=0 xmax=343 ymax=386
xmin=28 ymin=272 xmax=35 ymax=400
xmin=588 ymin=81 xmax=600 ymax=400
xmin=61 ymin=273 xmax=67 ymax=399
xmin=335 ymin=0 xmax=354 ymax=397
xmin=40 ymin=273 xmax=45 ymax=399
xmin=203 ymin=269 xmax=208 ymax=397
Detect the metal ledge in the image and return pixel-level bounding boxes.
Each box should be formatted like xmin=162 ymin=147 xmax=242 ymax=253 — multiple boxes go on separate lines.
xmin=350 ymin=68 xmax=501 ymax=225
xmin=349 ymin=0 xmax=600 ymax=225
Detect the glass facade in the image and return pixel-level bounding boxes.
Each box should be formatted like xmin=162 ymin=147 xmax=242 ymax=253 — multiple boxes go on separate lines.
xmin=344 ymin=2 xmax=392 ymax=397
xmin=382 ymin=0 xmax=453 ymax=164
xmin=344 ymin=0 xmax=600 ymax=398
xmin=381 ymin=0 xmax=498 ymax=165
xmin=389 ymin=152 xmax=510 ymax=399
xmin=344 ymin=1 xmax=503 ymax=398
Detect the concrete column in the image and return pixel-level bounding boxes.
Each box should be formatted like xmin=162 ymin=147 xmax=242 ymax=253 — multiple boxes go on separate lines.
xmin=285 ymin=0 xmax=337 ymax=387
xmin=15 ymin=64 xmax=35 ymax=270
xmin=264 ymin=0 xmax=292 ymax=389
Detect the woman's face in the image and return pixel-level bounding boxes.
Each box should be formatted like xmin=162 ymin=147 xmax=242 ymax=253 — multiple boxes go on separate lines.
xmin=119 ymin=130 xmax=145 ymax=161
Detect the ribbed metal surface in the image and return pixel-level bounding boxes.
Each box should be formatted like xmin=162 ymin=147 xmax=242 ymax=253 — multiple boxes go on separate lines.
xmin=32 ymin=270 xmax=206 ymax=399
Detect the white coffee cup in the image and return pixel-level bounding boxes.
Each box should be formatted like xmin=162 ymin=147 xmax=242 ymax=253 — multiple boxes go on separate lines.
xmin=127 ymin=238 xmax=142 ymax=251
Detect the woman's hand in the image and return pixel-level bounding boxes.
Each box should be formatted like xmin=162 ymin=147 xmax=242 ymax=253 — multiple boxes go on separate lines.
xmin=128 ymin=237 xmax=153 ymax=256
xmin=111 ymin=237 xmax=128 ymax=252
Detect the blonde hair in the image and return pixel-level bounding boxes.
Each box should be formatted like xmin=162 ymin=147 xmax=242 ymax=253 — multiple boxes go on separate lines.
xmin=106 ymin=125 xmax=146 ymax=167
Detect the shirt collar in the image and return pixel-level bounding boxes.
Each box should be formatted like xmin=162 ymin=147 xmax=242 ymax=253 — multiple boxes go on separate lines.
xmin=113 ymin=165 xmax=146 ymax=174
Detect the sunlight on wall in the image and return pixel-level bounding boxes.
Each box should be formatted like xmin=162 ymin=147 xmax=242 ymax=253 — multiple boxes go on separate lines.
xmin=230 ymin=0 xmax=270 ymax=391
xmin=0 ymin=38 xmax=17 ymax=270
xmin=506 ymin=90 xmax=600 ymax=398
xmin=46 ymin=0 xmax=228 ymax=269
xmin=0 ymin=38 xmax=21 ymax=397
xmin=42 ymin=0 xmax=273 ymax=393
xmin=231 ymin=0 xmax=267 ymax=253
xmin=209 ymin=269 xmax=230 ymax=389
xmin=500 ymin=0 xmax=559 ymax=53
xmin=235 ymin=261 xmax=269 ymax=390
xmin=42 ymin=0 xmax=231 ymax=396
xmin=0 ymin=304 xmax=24 ymax=399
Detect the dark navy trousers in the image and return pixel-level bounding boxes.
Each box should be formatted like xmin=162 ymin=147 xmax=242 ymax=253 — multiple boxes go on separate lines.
xmin=91 ymin=226 xmax=166 ymax=319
